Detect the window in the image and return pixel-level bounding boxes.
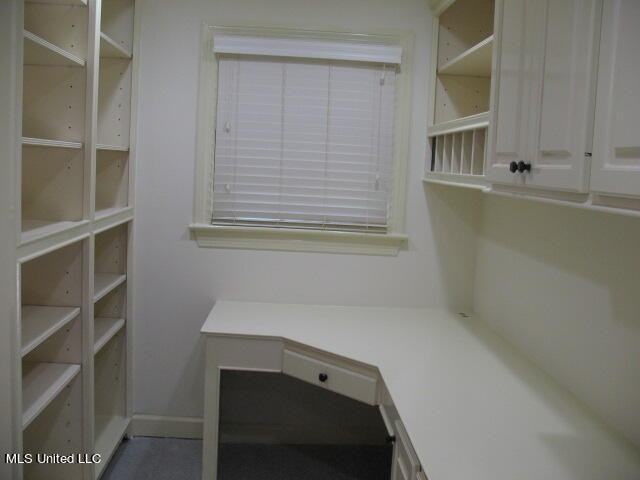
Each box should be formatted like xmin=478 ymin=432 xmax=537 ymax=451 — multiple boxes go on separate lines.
xmin=192 ymin=26 xmax=411 ymax=255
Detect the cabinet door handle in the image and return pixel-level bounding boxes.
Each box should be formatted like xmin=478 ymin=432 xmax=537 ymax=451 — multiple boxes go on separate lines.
xmin=318 ymin=373 xmax=328 ymax=383
xmin=517 ymin=161 xmax=532 ymax=173
xmin=509 ymin=161 xmax=519 ymax=173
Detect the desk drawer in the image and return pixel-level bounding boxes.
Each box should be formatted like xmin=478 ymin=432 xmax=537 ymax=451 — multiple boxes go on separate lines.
xmin=282 ymin=349 xmax=378 ymax=405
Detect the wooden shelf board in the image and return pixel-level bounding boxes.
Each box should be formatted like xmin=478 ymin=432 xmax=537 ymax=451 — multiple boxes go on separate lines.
xmin=21 ymin=219 xmax=86 ymax=246
xmin=94 ymin=415 xmax=129 ymax=479
xmin=21 ymin=306 xmax=80 ymax=357
xmin=97 ymin=143 xmax=129 ymax=152
xmin=22 ymin=362 xmax=80 ymax=429
xmin=428 ymin=112 xmax=489 ymax=137
xmin=95 ymin=206 xmax=131 ymax=221
xmin=438 ymin=35 xmax=493 ymax=77
xmin=94 ymin=273 xmax=127 ymax=303
xmin=100 ymin=32 xmax=132 ymax=59
xmin=24 ymin=30 xmax=85 ymax=67
xmin=26 ymin=0 xmax=87 ymax=4
xmin=94 ymin=318 xmax=125 ymax=354
xmin=22 ymin=137 xmax=83 ymax=149
xmin=423 ymin=174 xmax=489 ymax=191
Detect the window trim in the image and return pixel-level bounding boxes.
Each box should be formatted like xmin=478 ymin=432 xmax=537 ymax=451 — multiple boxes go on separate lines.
xmin=192 ymin=23 xmax=413 ymax=255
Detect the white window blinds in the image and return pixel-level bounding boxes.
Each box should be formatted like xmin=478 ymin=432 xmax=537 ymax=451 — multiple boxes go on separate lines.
xmin=212 ymin=53 xmax=397 ymax=232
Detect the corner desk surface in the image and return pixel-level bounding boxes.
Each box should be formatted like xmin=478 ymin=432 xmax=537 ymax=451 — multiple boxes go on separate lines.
xmin=201 ymin=301 xmax=640 ymax=480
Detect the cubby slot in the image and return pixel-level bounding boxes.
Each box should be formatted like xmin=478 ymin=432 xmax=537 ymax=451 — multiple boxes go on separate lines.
xmin=451 ymin=132 xmax=462 ymax=174
xmin=94 ymin=282 xmax=126 ymax=354
xmin=94 ymin=223 xmax=128 ymax=302
xmin=98 ymin=58 xmax=132 ymax=148
xmin=96 ymin=150 xmax=129 ymax=215
xmin=94 ymin=330 xmax=128 ymax=479
xmin=24 ymin=2 xmax=88 ymax=62
xmin=21 ymin=145 xmax=84 ymax=242
xmin=434 ymin=136 xmax=444 ymax=172
xmin=101 ymin=0 xmax=134 ymax=56
xmin=23 ymin=372 xmax=83 ymax=480
xmin=461 ymin=131 xmax=473 ymax=174
xmin=472 ymin=128 xmax=486 ymax=175
xmin=23 ymin=64 xmax=85 ymax=142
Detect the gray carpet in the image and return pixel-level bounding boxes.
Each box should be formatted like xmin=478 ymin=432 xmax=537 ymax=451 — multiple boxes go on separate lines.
xmin=101 ymin=437 xmax=391 ymax=480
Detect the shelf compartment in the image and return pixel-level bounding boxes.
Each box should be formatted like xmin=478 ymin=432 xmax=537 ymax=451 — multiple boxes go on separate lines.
xmin=22 ymin=136 xmax=82 ymax=149
xmin=437 ymin=0 xmax=494 ymax=68
xmin=94 ymin=273 xmax=126 ymax=303
xmin=100 ymin=32 xmax=132 ymax=59
xmin=429 ymin=125 xmax=488 ymax=187
xmin=25 ymin=2 xmax=88 ymax=61
xmin=94 ymin=318 xmax=125 ymax=354
xmin=24 ymin=30 xmax=85 ymax=67
xmin=21 ymin=306 xmax=80 ymax=357
xmin=96 ymin=149 xmax=129 ymax=213
xmin=23 ymin=63 xmax=86 ymax=142
xmin=434 ymin=75 xmax=490 ymax=125
xmin=438 ymin=35 xmax=493 ymax=77
xmin=94 ymin=329 xmax=127 ymax=479
xmin=23 ymin=365 xmax=83 ymax=480
xmin=101 ymin=0 xmax=134 ymax=57
xmin=22 ymin=362 xmax=80 ymax=429
xmin=22 ymin=145 xmax=84 ymax=240
xmin=98 ymin=57 xmax=132 ymax=147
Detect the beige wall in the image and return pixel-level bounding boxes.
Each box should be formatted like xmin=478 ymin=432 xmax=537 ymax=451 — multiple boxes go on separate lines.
xmin=133 ymin=0 xmax=481 ymax=418
xmin=474 ymin=194 xmax=640 ymax=448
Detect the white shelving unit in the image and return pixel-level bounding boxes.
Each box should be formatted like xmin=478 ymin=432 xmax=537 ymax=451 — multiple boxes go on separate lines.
xmin=426 ymin=0 xmax=495 ymax=189
xmin=4 ymin=0 xmax=137 ymax=478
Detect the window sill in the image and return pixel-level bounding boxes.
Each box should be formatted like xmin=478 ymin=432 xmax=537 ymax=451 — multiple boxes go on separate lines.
xmin=189 ymin=223 xmax=408 ymax=256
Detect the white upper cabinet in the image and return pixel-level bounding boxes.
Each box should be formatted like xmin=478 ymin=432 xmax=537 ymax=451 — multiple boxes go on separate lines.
xmin=590 ymin=0 xmax=640 ymax=198
xmin=487 ymin=0 xmax=601 ymax=193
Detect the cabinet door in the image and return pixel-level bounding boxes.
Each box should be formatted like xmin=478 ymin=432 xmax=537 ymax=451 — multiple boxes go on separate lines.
xmin=525 ymin=0 xmax=601 ymax=192
xmin=485 ymin=0 xmax=530 ymax=185
xmin=591 ymin=0 xmax=640 ymax=197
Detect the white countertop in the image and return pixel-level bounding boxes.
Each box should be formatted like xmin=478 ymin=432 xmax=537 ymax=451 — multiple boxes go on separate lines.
xmin=202 ymin=301 xmax=640 ymax=480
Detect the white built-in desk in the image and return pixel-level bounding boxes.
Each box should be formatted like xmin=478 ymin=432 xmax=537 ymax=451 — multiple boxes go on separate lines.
xmin=201 ymin=301 xmax=640 ymax=480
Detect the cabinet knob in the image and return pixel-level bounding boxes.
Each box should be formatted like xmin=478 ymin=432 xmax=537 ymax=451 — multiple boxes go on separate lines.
xmin=509 ymin=161 xmax=519 ymax=173
xmin=318 ymin=373 xmax=328 ymax=383
xmin=517 ymin=161 xmax=532 ymax=173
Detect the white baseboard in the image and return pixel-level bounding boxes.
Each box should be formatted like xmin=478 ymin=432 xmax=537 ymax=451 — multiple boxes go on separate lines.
xmin=129 ymin=415 xmax=386 ymax=445
xmin=130 ymin=414 xmax=203 ymax=439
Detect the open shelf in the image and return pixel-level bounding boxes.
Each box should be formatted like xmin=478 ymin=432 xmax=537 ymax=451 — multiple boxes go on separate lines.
xmin=22 ymin=136 xmax=82 ymax=149
xmin=23 ymin=62 xmax=86 ymax=142
xmin=23 ymin=364 xmax=83 ymax=480
xmin=21 ymin=306 xmax=80 ymax=357
xmin=94 ymin=328 xmax=128 ymax=479
xmin=22 ymin=362 xmax=80 ymax=429
xmin=97 ymin=143 xmax=129 ymax=151
xmin=438 ymin=35 xmax=492 ymax=77
xmin=24 ymin=1 xmax=88 ymax=61
xmin=94 ymin=414 xmax=129 ymax=478
xmin=96 ymin=149 xmax=129 ymax=213
xmin=21 ymin=145 xmax=84 ymax=240
xmin=100 ymin=32 xmax=132 ymax=59
xmin=101 ymin=0 xmax=134 ymax=58
xmin=94 ymin=273 xmax=126 ymax=302
xmin=98 ymin=57 xmax=132 ymax=147
xmin=94 ymin=318 xmax=125 ymax=354
xmin=26 ymin=0 xmax=87 ymax=7
xmin=24 ymin=30 xmax=84 ymax=67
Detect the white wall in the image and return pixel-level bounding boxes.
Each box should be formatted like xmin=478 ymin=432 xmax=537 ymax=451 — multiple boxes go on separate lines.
xmin=474 ymin=195 xmax=640 ymax=448
xmin=133 ymin=0 xmax=481 ymax=418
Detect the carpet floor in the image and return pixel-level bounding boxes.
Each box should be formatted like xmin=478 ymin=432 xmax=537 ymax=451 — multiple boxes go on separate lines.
xmin=101 ymin=437 xmax=392 ymax=480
